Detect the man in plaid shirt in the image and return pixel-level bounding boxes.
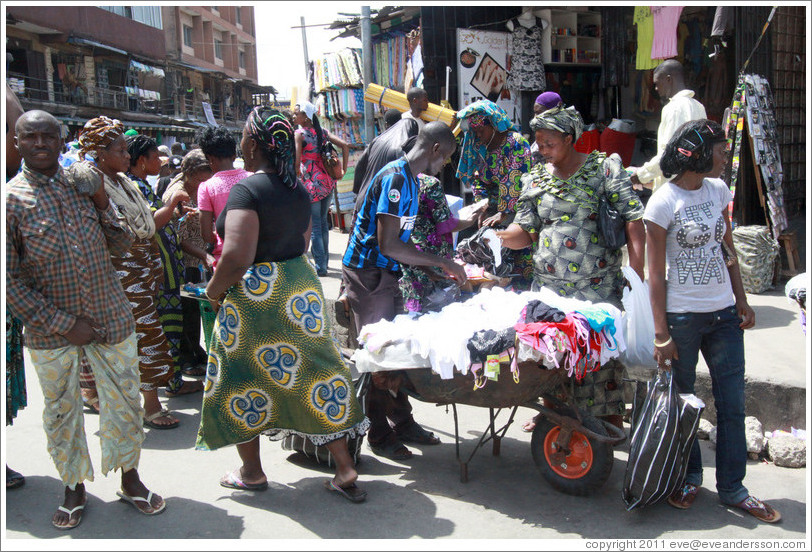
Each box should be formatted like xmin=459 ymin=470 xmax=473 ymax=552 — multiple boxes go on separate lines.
xmin=6 ymin=110 xmax=166 ymax=529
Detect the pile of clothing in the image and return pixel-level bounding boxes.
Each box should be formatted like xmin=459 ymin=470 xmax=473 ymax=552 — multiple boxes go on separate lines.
xmin=352 ymin=287 xmax=626 ymax=383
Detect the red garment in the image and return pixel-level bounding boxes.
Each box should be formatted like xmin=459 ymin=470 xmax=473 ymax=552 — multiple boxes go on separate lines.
xmin=599 ymin=128 xmax=636 ymax=167
xmin=574 ymin=129 xmax=600 ymax=155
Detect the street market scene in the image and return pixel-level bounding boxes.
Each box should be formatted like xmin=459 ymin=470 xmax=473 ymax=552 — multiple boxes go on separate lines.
xmin=3 ymin=2 xmax=809 ymax=548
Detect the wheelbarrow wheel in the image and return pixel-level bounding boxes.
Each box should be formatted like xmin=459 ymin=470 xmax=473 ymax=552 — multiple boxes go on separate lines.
xmin=530 ymin=413 xmax=613 ymax=496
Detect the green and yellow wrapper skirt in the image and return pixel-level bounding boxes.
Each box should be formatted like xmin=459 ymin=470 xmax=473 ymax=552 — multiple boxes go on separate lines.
xmin=196 ymin=255 xmax=369 ymax=450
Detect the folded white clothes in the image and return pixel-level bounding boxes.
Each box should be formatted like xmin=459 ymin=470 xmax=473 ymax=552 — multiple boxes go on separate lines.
xmin=355 ymin=287 xmax=626 ymax=380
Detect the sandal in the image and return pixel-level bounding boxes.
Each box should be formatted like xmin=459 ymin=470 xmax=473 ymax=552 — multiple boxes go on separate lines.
xmin=165 ymin=380 xmax=203 ymax=397
xmin=143 ymin=409 xmax=179 ymax=430
xmin=181 ymin=365 xmax=206 ymax=378
xmin=116 ymin=489 xmax=166 ymax=515
xmin=732 ymin=496 xmax=781 ymax=523
xmin=6 ymin=466 xmax=25 ymax=490
xmin=82 ymin=394 xmax=100 ymax=415
xmin=52 ymin=502 xmax=86 ymax=530
xmin=219 ymin=469 xmax=268 ymax=491
xmin=324 ymin=479 xmax=367 ymax=503
xmin=369 ymin=438 xmax=413 ymax=461
xmin=667 ymin=482 xmax=700 ymax=510
xmin=521 ymin=417 xmax=537 ymax=433
xmin=395 ymin=422 xmax=440 ymax=445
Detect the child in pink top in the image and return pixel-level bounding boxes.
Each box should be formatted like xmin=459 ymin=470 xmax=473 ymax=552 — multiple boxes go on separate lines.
xmin=197 ymin=167 xmax=252 ymax=263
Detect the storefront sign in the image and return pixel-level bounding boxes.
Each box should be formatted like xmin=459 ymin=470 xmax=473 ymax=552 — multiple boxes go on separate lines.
xmin=456 ymin=29 xmax=521 ymax=126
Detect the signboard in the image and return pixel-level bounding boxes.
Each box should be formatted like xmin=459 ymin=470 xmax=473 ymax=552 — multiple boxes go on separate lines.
xmin=456 ymin=28 xmax=521 ymax=126
xmin=202 ymin=101 xmax=217 ymax=126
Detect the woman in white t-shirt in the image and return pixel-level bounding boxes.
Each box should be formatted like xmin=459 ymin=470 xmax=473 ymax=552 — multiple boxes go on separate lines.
xmin=644 ymin=120 xmax=780 ymax=523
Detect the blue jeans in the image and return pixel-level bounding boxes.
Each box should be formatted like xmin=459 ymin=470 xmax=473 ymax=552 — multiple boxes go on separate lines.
xmin=667 ymin=305 xmax=749 ymax=505
xmin=310 ymin=196 xmax=332 ymax=274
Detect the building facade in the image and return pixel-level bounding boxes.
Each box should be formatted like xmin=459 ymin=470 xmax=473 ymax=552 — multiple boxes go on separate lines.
xmin=6 ymin=5 xmax=261 ymax=142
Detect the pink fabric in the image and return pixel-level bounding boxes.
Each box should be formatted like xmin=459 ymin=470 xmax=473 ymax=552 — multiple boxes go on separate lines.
xmin=650 ymin=6 xmax=683 ymax=59
xmin=197 ymin=168 xmax=253 ymax=261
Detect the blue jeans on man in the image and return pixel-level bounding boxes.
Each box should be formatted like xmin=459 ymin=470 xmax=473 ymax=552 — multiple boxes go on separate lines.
xmin=667 ymin=305 xmax=750 ymax=506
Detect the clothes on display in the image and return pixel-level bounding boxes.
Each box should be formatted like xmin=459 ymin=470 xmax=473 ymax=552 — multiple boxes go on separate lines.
xmin=352 ymin=287 xmax=625 ymax=383
xmin=373 ymin=32 xmax=413 ymax=90
xmin=650 ymin=6 xmax=684 ymax=60
xmin=633 ymin=7 xmax=662 ymax=71
xmin=506 ymin=21 xmax=546 ymax=91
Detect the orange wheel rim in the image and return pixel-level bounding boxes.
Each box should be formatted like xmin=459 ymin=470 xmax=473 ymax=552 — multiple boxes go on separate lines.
xmin=543 ymin=427 xmax=594 ymax=479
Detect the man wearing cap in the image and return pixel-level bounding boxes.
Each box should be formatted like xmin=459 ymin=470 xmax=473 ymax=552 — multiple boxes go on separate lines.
xmin=156 ymin=155 xmax=184 ymax=199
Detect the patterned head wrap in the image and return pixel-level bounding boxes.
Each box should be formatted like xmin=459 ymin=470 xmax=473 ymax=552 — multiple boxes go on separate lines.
xmin=125 ymin=134 xmax=158 ymax=165
xmin=455 ymin=100 xmax=519 ymax=190
xmin=180 ymin=148 xmax=210 ymax=175
xmin=529 ymin=105 xmax=584 ymax=143
xmin=78 ymin=116 xmax=125 ymax=158
xmin=245 ymin=106 xmax=297 ymax=189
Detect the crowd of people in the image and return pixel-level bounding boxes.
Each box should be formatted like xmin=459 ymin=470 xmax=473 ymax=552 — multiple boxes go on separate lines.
xmin=4 ymin=59 xmax=780 ymax=529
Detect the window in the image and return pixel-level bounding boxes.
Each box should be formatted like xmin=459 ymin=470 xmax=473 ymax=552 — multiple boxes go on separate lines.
xmin=214 ymin=39 xmax=223 ymax=60
xmin=100 ymin=6 xmax=162 ymax=29
xmin=211 ymin=6 xmax=219 ymax=14
xmin=235 ymin=8 xmax=242 ymax=25
xmin=238 ymin=50 xmax=245 ymax=69
xmin=182 ymin=25 xmax=193 ymax=48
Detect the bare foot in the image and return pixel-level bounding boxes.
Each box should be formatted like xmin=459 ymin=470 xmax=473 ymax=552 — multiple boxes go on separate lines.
xmin=52 ymin=484 xmax=86 ymax=529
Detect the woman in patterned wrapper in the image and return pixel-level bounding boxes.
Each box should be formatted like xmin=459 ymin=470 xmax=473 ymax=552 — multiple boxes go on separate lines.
xmin=455 ymin=99 xmax=534 ymax=289
xmin=196 ymin=107 xmax=370 ymax=503
xmin=645 ymin=120 xmax=780 ymax=523
xmin=496 ymin=104 xmax=647 ymax=432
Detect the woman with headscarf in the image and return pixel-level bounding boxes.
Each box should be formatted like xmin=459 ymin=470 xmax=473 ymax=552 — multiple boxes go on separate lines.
xmin=497 ymin=104 xmax=647 ymax=430
xmin=162 ymin=149 xmax=214 ymax=375
xmin=645 ymin=120 xmax=778 ymax=523
xmin=75 ymin=117 xmax=186 ymax=429
xmin=125 ymin=134 xmax=202 ymax=398
xmin=196 ymin=107 xmax=369 ymax=502
xmin=293 ymin=101 xmax=350 ymax=276
xmin=455 ymin=99 xmax=533 ymax=288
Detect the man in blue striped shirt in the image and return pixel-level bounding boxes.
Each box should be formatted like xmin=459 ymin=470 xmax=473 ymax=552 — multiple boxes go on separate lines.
xmin=342 ymin=122 xmax=466 ymax=461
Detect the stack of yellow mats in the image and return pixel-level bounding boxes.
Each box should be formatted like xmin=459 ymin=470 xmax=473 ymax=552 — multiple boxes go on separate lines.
xmin=364 ymin=84 xmax=457 ymax=127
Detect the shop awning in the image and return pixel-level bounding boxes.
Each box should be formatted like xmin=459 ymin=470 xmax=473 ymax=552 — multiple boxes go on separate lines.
xmin=67 ymin=37 xmax=128 ymax=56
xmin=171 ymin=61 xmax=223 ymax=75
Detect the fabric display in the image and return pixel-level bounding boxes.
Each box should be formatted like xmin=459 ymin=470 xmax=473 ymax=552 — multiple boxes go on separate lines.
xmin=313 ymin=48 xmax=363 ymax=93
xmin=317 ymin=88 xmax=366 ymax=120
xmin=372 ymin=32 xmax=411 ymax=90
xmin=352 ymin=286 xmax=625 ymax=383
xmin=633 ymin=7 xmax=662 ymax=70
xmin=321 ymin=118 xmax=364 ymax=146
xmin=731 ymin=225 xmax=780 ymax=294
xmin=506 ymin=23 xmax=546 ymax=91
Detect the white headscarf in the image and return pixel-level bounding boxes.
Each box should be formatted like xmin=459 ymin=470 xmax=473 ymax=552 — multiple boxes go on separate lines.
xmin=297 ymin=101 xmax=317 ymax=121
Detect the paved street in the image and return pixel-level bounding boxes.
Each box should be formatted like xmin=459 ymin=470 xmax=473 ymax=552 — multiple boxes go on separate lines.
xmin=4 ymin=228 xmax=809 ymax=545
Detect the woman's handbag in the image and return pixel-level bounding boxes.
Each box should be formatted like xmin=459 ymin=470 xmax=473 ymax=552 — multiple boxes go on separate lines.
xmin=596 ymin=157 xmax=627 ymax=250
xmin=622 ymin=370 xmax=705 ymax=510
xmin=321 ymin=141 xmax=344 ymax=181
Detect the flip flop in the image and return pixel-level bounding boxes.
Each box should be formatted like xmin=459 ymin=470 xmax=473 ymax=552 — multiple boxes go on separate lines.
xmin=219 ymin=469 xmax=268 ymax=491
xmin=324 ymin=479 xmax=367 ymax=503
xmin=6 ymin=467 xmax=25 ymax=490
xmin=521 ymin=418 xmax=537 ymax=433
xmin=667 ymin=483 xmax=700 ymax=510
xmin=732 ymin=496 xmax=782 ymax=523
xmin=52 ymin=502 xmax=86 ymax=530
xmin=116 ymin=490 xmax=166 ymax=515
xmin=143 ymin=409 xmax=179 ymax=430
xmin=165 ymin=380 xmax=203 ymax=397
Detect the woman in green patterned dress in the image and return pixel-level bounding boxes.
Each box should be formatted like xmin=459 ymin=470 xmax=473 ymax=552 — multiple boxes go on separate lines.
xmin=197 ymin=107 xmax=369 ymax=502
xmin=497 ymin=105 xmax=646 ymax=430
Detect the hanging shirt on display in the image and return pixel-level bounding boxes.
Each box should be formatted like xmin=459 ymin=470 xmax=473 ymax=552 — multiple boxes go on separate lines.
xmin=506 ymin=22 xmax=546 ymax=91
xmin=650 ymin=6 xmax=684 ymax=60
xmin=633 ymin=6 xmax=661 ymax=70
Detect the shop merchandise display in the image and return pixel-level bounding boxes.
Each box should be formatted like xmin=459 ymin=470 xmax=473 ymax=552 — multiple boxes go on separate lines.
xmin=506 ymin=19 xmax=546 ymax=91
xmin=632 ymin=7 xmax=662 ymax=71
xmin=352 ymin=287 xmax=625 ymax=385
xmin=312 ymin=48 xmax=364 ymax=92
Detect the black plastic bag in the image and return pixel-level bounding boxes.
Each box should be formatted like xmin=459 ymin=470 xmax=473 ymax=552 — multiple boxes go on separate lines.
xmin=622 ymin=370 xmax=705 ymax=510
xmin=422 ymin=282 xmax=462 ymax=313
xmin=455 ymin=226 xmax=513 ymax=277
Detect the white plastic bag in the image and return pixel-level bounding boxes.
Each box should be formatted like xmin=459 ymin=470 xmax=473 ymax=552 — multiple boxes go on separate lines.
xmin=619 ymin=266 xmax=656 ymax=369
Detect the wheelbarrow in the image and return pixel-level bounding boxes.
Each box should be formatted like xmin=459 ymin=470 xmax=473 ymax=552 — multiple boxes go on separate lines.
xmin=392 ymin=358 xmax=627 ymax=496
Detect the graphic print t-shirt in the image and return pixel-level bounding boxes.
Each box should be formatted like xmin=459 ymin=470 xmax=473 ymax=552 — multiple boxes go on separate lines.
xmin=644 ymin=178 xmax=735 ymax=313
xmin=342 ymin=157 xmax=419 ymax=271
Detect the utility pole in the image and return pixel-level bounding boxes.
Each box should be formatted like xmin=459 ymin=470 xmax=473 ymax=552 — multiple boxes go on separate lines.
xmin=360 ymin=6 xmax=373 ymax=143
xmin=300 ymin=16 xmax=310 ymax=101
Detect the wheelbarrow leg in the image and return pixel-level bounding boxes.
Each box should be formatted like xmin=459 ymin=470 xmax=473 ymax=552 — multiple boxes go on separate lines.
xmin=452 ymin=403 xmax=469 ymax=483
